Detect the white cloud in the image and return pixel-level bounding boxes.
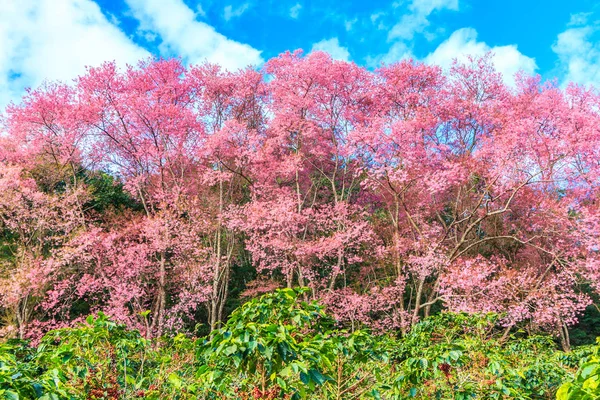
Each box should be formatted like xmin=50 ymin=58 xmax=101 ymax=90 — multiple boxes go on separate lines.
xmin=196 ymin=4 xmax=207 ymax=18
xmin=424 ymin=28 xmax=537 ymax=85
xmin=290 ymin=3 xmax=302 ymax=19
xmin=0 ymin=0 xmax=149 ymax=111
xmin=371 ymin=12 xmax=384 ymax=23
xmin=366 ymin=41 xmax=414 ymax=68
xmin=125 ymin=0 xmax=263 ymax=70
xmin=311 ymin=38 xmax=351 ymax=62
xmin=388 ymin=0 xmax=458 ymax=40
xmin=344 ymin=18 xmax=358 ymax=32
xmin=223 ymin=3 xmax=250 ymax=21
xmin=568 ymin=12 xmax=592 ymax=27
xmin=552 ymin=20 xmax=600 ymax=87
xmin=412 ymin=0 xmax=459 ymax=15
xmin=382 ymin=42 xmax=415 ymax=64
xmin=370 ymin=12 xmax=387 ymax=30
xmin=372 ymin=0 xmax=459 ymax=68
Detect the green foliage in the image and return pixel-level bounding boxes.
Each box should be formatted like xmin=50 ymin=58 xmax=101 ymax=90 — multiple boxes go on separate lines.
xmin=199 ymin=287 xmax=357 ymax=398
xmin=557 ymin=339 xmax=600 ymax=399
xmin=569 ymin=299 xmax=600 ymax=347
xmin=81 ymin=171 xmax=142 ymax=214
xmin=29 ymin=162 xmax=141 ymax=214
xmin=0 ymin=340 xmax=43 ymax=400
xmin=0 ymin=291 xmax=597 ymax=399
xmin=380 ymin=313 xmax=578 ymax=399
xmin=1 ymin=313 xmax=198 ymax=399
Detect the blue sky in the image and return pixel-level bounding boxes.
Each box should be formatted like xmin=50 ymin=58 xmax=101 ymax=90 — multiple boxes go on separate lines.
xmin=1 ymin=0 xmax=599 ymax=109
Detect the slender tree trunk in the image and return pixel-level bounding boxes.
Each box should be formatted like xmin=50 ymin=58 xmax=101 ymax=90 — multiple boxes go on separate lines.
xmin=210 ymin=177 xmax=225 ymax=331
xmin=217 ymin=262 xmax=231 ymax=323
xmin=411 ymin=278 xmax=425 ymax=326
xmin=15 ymin=302 xmax=25 ymax=340
xmin=68 ymin=162 xmax=87 ymax=229
xmin=424 ymin=276 xmax=441 ymax=318
xmin=150 ymin=251 xmax=166 ymax=337
xmin=500 ymin=324 xmax=512 ymax=342
xmin=210 ymin=249 xmax=222 ymax=330
xmin=559 ymin=322 xmax=571 ymax=352
xmin=329 ymin=247 xmax=344 ymax=291
xmin=157 ymin=252 xmax=166 ymax=330
xmin=395 ymin=256 xmax=407 ymax=335
xmin=286 ymin=269 xmax=293 ymax=288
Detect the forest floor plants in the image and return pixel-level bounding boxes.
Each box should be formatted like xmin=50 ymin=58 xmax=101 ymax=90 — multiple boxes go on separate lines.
xmin=0 ymin=289 xmax=598 ymax=399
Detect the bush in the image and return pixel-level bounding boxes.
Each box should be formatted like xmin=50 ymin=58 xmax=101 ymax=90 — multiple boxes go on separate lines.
xmin=381 ymin=313 xmax=578 ymax=399
xmin=197 ymin=287 xmax=385 ymax=399
xmin=557 ymin=338 xmax=600 ymax=399
xmin=0 ymin=290 xmax=596 ymax=399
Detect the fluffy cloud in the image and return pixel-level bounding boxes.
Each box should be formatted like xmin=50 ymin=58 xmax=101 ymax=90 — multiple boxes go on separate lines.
xmin=223 ymin=3 xmax=251 ymax=22
xmin=125 ymin=0 xmax=263 ymax=70
xmin=0 ymin=0 xmax=149 ymax=110
xmin=368 ymin=42 xmax=414 ymax=67
xmin=289 ymin=3 xmax=302 ymax=19
xmin=388 ymin=0 xmax=459 ymax=40
xmin=425 ymin=28 xmax=537 ymax=85
xmin=371 ymin=0 xmax=458 ymax=67
xmin=345 ymin=18 xmax=358 ymax=32
xmin=311 ymin=38 xmax=351 ymax=62
xmin=552 ymin=15 xmax=600 ymax=87
xmin=568 ymin=12 xmax=592 ymax=27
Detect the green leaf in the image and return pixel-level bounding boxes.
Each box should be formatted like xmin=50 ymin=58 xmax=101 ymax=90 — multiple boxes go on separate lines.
xmin=4 ymin=391 xmax=19 ymax=400
xmin=223 ymin=344 xmax=237 ymax=356
xmin=168 ymin=372 xmax=182 ymax=389
xmin=556 ymin=383 xmax=571 ymax=400
xmin=274 ymin=376 xmax=287 ymax=391
xmin=300 ymin=371 xmax=310 ymax=385
xmin=61 ymin=351 xmax=73 ymax=363
xmin=580 ymin=363 xmax=598 ymax=380
xmin=308 ymin=368 xmax=329 ymax=385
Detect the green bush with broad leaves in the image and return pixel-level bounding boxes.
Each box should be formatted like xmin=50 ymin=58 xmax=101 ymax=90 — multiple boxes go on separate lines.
xmin=557 ymin=338 xmax=600 ymax=399
xmin=196 ymin=287 xmax=387 ymax=399
xmin=0 ymin=340 xmax=45 ymax=399
xmin=380 ymin=313 xmax=586 ymax=399
xmin=0 ymin=313 xmax=199 ymax=399
xmin=0 ymin=288 xmax=597 ymax=399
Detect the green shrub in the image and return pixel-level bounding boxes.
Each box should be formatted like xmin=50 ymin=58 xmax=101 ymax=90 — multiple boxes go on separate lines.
xmin=0 ymin=290 xmax=597 ymax=400
xmin=197 ymin=287 xmax=385 ymax=399
xmin=557 ymin=338 xmax=600 ymax=400
xmin=380 ymin=313 xmax=576 ymax=399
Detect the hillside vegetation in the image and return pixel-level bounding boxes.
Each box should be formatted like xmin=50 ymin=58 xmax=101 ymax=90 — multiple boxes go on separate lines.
xmin=1 ymin=289 xmax=599 ymax=399
xmin=2 ymin=51 xmax=600 ymax=399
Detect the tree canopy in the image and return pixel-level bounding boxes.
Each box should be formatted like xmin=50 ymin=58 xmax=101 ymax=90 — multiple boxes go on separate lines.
xmin=1 ymin=51 xmax=599 ymax=352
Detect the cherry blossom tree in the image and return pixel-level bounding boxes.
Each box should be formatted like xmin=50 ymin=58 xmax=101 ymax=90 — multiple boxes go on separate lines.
xmin=1 ymin=52 xmax=599 ymax=348
xmin=0 ymin=165 xmax=82 ymax=338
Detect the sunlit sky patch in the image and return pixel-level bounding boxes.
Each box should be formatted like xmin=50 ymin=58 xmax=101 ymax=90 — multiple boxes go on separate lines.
xmin=1 ymin=0 xmax=599 ymax=109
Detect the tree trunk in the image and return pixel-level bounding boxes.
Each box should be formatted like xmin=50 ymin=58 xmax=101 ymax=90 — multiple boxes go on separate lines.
xmin=411 ymin=278 xmax=425 ymax=326
xmin=559 ymin=322 xmax=571 ymax=352
xmin=16 ymin=304 xmax=25 ymax=340
xmin=217 ymin=262 xmax=231 ymax=324
xmin=210 ymin=178 xmax=225 ymax=331
xmin=328 ymin=247 xmax=344 ymax=291
xmin=424 ymin=276 xmax=441 ymax=318
xmin=150 ymin=251 xmax=166 ymax=337
xmin=210 ymin=259 xmax=221 ymax=331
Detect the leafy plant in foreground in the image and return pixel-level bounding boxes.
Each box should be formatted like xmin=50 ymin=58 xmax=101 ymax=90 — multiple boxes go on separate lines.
xmin=557 ymin=338 xmax=600 ymax=399
xmin=199 ymin=287 xmax=342 ymax=398
xmin=0 ymin=291 xmax=598 ymax=399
